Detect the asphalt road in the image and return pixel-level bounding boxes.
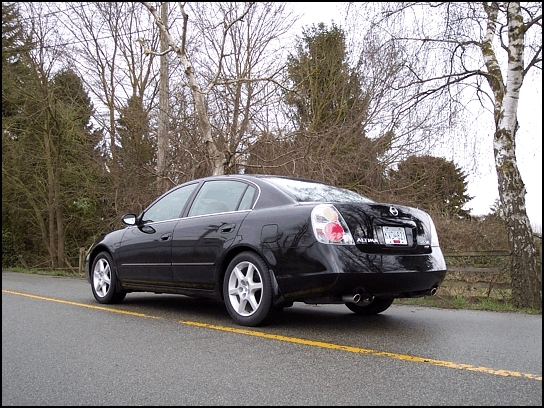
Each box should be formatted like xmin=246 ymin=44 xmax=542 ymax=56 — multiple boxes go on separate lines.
xmin=2 ymin=270 xmax=542 ymax=406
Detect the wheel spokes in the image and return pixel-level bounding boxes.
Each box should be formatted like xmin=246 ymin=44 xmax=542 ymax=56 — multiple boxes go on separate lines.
xmin=93 ymin=259 xmax=111 ymax=297
xmin=228 ymin=261 xmax=262 ymax=316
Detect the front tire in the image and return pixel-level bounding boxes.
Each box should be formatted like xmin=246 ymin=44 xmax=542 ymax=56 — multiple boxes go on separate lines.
xmin=223 ymin=252 xmax=280 ymax=327
xmin=91 ymin=251 xmax=126 ymax=304
xmin=345 ymin=297 xmax=394 ymax=315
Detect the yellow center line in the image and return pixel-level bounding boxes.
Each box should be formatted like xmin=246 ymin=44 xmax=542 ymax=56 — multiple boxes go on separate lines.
xmin=3 ymin=289 xmax=542 ymax=381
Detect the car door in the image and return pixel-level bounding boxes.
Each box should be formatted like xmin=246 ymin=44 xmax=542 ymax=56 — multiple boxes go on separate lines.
xmin=117 ymin=183 xmax=198 ymax=288
xmin=171 ymin=180 xmax=256 ymax=290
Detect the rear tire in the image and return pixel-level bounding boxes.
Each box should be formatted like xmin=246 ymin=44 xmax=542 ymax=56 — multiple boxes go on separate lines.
xmin=345 ymin=297 xmax=394 ymax=315
xmin=223 ymin=252 xmax=280 ymax=327
xmin=91 ymin=251 xmax=126 ymax=304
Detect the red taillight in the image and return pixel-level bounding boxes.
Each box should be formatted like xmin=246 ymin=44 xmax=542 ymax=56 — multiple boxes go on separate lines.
xmin=324 ymin=222 xmax=344 ymax=242
xmin=311 ymin=204 xmax=354 ymax=245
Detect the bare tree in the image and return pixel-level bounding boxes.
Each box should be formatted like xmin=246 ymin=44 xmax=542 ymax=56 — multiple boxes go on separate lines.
xmin=50 ymin=2 xmax=160 ymax=163
xmin=47 ymin=2 xmax=164 ymax=216
xmin=352 ymin=2 xmax=542 ymax=308
xmin=140 ymin=2 xmax=297 ymax=175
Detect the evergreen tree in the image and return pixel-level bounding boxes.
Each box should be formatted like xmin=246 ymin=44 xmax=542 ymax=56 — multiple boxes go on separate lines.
xmin=2 ymin=2 xmax=32 ymax=118
xmin=50 ymin=68 xmax=112 ymax=257
xmin=388 ymin=155 xmax=473 ymax=218
xmin=115 ymin=95 xmax=156 ymax=212
xmin=282 ymin=23 xmax=391 ymax=193
xmin=2 ymin=62 xmax=109 ymax=268
xmin=2 ymin=2 xmax=32 ymax=267
xmin=286 ymin=23 xmax=360 ymax=131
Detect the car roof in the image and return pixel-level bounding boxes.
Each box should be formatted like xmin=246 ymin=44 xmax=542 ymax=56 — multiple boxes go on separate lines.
xmin=187 ymin=174 xmax=373 ymax=205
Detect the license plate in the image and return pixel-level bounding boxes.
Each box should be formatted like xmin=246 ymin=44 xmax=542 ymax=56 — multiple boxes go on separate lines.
xmin=383 ymin=226 xmax=407 ymax=245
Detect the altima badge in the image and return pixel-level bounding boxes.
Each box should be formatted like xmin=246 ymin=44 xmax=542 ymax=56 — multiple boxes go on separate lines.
xmin=389 ymin=206 xmax=398 ymax=216
xmin=357 ymin=237 xmax=379 ymax=244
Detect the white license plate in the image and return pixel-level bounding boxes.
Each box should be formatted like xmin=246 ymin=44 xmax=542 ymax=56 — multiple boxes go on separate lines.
xmin=383 ymin=226 xmax=407 ymax=245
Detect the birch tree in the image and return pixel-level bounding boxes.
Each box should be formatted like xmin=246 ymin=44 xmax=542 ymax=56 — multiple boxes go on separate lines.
xmin=352 ymin=2 xmax=542 ymax=308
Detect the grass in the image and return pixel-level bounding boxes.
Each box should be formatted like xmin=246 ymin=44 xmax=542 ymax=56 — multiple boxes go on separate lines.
xmin=3 ymin=266 xmax=542 ymax=315
xmin=395 ymin=292 xmax=542 ymax=315
xmin=4 ymin=266 xmax=86 ymax=278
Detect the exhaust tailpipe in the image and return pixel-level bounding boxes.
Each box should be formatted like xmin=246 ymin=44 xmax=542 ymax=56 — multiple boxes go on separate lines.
xmin=342 ymin=294 xmax=362 ymax=303
xmin=430 ymin=287 xmax=437 ymax=296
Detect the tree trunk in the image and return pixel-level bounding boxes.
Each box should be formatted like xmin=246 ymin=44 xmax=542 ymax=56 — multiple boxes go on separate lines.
xmin=44 ymin=116 xmax=58 ymax=269
xmin=142 ymin=2 xmax=225 ymax=176
xmin=156 ymin=2 xmax=170 ymax=193
xmin=55 ymin=178 xmax=65 ymax=269
xmin=483 ymin=2 xmax=542 ymax=309
xmin=495 ymin=124 xmax=542 ymax=308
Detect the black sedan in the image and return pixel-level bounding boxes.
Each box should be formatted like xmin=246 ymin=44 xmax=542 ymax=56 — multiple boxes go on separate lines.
xmin=85 ymin=174 xmax=447 ymax=327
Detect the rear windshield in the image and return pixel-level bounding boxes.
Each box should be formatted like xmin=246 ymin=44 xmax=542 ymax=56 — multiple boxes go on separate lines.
xmin=265 ymin=177 xmax=374 ymax=203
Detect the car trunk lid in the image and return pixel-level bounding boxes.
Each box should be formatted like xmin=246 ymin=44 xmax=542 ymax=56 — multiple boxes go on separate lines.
xmin=335 ymin=203 xmax=433 ymax=254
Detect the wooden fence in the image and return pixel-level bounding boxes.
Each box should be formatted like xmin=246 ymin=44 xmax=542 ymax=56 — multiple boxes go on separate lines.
xmin=441 ymin=234 xmax=542 ymax=297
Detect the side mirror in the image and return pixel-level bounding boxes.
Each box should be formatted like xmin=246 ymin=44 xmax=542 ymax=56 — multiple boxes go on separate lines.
xmin=121 ymin=213 xmax=137 ymax=226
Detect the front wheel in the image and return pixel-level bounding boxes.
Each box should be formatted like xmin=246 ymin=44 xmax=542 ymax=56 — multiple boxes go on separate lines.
xmin=345 ymin=297 xmax=394 ymax=315
xmin=223 ymin=252 xmax=280 ymax=327
xmin=91 ymin=251 xmax=126 ymax=304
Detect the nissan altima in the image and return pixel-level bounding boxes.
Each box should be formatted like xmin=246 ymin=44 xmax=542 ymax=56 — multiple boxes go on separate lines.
xmin=85 ymin=174 xmax=447 ymax=327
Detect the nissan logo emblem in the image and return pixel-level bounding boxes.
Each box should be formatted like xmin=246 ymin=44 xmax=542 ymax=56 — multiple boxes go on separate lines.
xmin=389 ymin=206 xmax=398 ymax=216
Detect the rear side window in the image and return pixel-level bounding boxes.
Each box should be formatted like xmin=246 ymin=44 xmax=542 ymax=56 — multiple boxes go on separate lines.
xmin=188 ymin=180 xmax=254 ymax=217
xmin=238 ymin=185 xmax=256 ymax=210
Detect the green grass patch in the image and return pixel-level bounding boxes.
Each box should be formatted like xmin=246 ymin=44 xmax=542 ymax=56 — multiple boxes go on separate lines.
xmin=395 ymin=294 xmax=541 ymax=315
xmin=6 ymin=266 xmax=85 ymax=278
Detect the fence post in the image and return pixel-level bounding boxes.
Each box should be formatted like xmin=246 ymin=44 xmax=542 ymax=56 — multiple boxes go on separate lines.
xmin=79 ymin=247 xmax=86 ymax=276
xmin=534 ymin=233 xmax=542 ymax=285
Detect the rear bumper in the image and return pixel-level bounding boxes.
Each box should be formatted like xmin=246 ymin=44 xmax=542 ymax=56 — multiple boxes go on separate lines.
xmin=271 ymin=244 xmax=447 ymax=302
xmin=276 ymin=270 xmax=446 ymax=302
